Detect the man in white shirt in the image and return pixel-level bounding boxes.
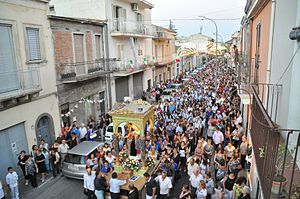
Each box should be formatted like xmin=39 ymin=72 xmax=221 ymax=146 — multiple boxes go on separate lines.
xmin=212 ymin=128 xmax=224 ymax=147
xmin=59 ymin=139 xmax=69 ymax=166
xmin=83 ymin=167 xmax=96 ymax=199
xmin=79 ymin=123 xmax=87 ymax=142
xmin=189 ymin=168 xmax=203 ymax=199
xmin=110 ymin=172 xmax=127 ymax=199
xmin=155 ymin=171 xmax=172 ymax=199
xmin=6 ymin=167 xmax=19 ymax=199
xmin=187 ymin=158 xmax=199 ymax=177
xmin=105 ymin=152 xmax=116 ymax=165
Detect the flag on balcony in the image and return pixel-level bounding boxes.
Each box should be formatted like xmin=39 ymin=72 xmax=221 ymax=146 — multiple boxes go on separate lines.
xmin=175 ymin=57 xmax=181 ymax=63
xmin=144 ymin=57 xmax=148 ymax=68
xmin=130 ymin=60 xmax=135 ymax=72
xmin=153 ymin=56 xmax=157 ymax=63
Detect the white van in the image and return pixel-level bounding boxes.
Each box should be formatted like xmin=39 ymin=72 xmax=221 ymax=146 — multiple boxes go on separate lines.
xmin=105 ymin=122 xmax=126 ymax=142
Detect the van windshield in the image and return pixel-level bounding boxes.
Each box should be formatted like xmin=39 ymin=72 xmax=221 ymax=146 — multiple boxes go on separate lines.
xmin=107 ymin=125 xmax=113 ymax=132
xmin=64 ymin=154 xmax=85 ymax=164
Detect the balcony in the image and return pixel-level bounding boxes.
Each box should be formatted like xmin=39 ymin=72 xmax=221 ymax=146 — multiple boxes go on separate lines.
xmin=250 ymin=85 xmax=300 ymax=199
xmin=60 ymin=59 xmax=112 ymax=83
xmin=111 ymin=58 xmax=147 ymax=76
xmin=111 ymin=18 xmax=155 ymax=38
xmin=0 ymin=68 xmax=41 ymax=105
xmin=152 ymin=25 xmax=174 ymax=40
xmin=154 ymin=55 xmax=175 ymax=67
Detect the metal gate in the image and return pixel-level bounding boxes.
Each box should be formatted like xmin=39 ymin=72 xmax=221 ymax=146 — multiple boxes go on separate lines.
xmin=133 ymin=72 xmax=143 ymax=99
xmin=0 ymin=123 xmax=28 ymax=182
xmin=115 ymin=77 xmax=129 ymax=102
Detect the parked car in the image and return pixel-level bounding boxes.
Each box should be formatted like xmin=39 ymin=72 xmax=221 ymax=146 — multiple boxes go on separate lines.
xmin=105 ymin=122 xmax=126 ymax=142
xmin=62 ymin=141 xmax=104 ymax=179
xmin=169 ymin=83 xmax=181 ymax=91
xmin=161 ymin=88 xmax=174 ymax=101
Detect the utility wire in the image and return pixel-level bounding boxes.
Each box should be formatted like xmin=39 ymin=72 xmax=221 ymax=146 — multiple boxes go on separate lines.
xmin=106 ymin=17 xmax=241 ymax=22
xmin=276 ymin=44 xmax=300 ymax=84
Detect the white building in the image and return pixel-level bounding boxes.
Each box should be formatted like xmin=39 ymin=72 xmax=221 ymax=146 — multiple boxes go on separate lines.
xmin=51 ymin=0 xmax=155 ymax=105
xmin=175 ymin=33 xmax=212 ymax=72
xmin=0 ymin=0 xmax=60 ymax=182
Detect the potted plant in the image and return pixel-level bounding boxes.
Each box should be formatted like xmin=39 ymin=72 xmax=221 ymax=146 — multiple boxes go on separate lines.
xmin=271 ymin=143 xmax=296 ymax=196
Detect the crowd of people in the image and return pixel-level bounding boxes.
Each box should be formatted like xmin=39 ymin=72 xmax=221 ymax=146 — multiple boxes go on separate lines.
xmin=1 ymin=59 xmax=253 ymax=199
xmin=139 ymin=59 xmax=252 ymax=199
xmin=82 ymin=59 xmax=252 ymax=199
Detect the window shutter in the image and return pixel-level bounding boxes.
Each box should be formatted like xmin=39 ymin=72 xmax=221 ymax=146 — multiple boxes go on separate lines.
xmin=113 ymin=5 xmax=117 ymax=19
xmin=95 ymin=35 xmax=102 ymax=59
xmin=26 ymin=27 xmax=41 ymax=61
xmin=122 ymin=8 xmax=127 ymax=20
xmin=0 ymin=24 xmax=19 ymax=93
xmin=73 ymin=34 xmax=85 ymax=63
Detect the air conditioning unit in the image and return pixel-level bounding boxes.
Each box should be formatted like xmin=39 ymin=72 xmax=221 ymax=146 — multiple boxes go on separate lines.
xmin=131 ymin=3 xmax=138 ymax=11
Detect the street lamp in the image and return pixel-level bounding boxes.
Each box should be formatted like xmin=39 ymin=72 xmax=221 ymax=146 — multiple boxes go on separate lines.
xmin=199 ymin=16 xmax=218 ymax=57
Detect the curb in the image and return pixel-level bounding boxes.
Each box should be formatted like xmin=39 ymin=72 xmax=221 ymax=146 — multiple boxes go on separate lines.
xmin=21 ymin=174 xmax=62 ymax=199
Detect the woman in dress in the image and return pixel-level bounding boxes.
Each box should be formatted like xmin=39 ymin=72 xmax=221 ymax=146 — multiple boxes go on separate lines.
xmin=25 ymin=156 xmax=38 ymax=188
xmin=179 ymin=141 xmax=187 ymax=172
xmin=18 ymin=150 xmax=29 ymax=185
xmin=239 ymin=136 xmax=248 ymax=169
xmin=35 ymin=150 xmax=46 ymax=182
xmin=194 ymin=142 xmax=203 ymax=163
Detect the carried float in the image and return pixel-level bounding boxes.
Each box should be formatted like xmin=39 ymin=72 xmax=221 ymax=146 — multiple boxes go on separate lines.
xmin=107 ymin=99 xmax=160 ymax=199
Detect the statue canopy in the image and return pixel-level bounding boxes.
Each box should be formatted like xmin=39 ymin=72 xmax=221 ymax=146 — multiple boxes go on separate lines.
xmin=108 ymin=99 xmax=155 ymax=137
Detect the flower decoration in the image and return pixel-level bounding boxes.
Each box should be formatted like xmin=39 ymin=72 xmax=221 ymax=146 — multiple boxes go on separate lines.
xmin=119 ymin=150 xmax=129 ymax=161
xmin=121 ymin=158 xmax=140 ymax=171
xmin=145 ymin=154 xmax=155 ymax=167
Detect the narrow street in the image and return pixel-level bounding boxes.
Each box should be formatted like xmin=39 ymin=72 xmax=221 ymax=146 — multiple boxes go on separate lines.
xmin=1 ymin=0 xmax=300 ymax=199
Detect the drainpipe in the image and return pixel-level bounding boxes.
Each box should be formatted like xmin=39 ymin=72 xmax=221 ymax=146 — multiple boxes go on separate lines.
xmin=104 ymin=25 xmax=112 ymax=111
xmin=266 ymin=0 xmax=277 ymax=84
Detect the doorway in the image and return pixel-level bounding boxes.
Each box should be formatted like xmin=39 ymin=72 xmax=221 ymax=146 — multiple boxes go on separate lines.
xmin=36 ymin=114 xmax=55 ymax=146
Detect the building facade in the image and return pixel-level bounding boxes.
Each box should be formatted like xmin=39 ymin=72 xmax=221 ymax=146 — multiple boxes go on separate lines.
xmin=49 ymin=15 xmax=111 ymax=125
xmin=152 ymin=25 xmax=176 ymax=84
xmin=239 ymin=0 xmax=300 ymax=198
xmin=0 ymin=0 xmax=60 ymax=182
xmin=50 ymin=0 xmax=156 ymax=104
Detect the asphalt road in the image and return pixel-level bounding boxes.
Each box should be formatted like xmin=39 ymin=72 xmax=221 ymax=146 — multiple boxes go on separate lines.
xmin=24 ymin=172 xmax=189 ymax=199
xmin=35 ymin=176 xmax=85 ymax=199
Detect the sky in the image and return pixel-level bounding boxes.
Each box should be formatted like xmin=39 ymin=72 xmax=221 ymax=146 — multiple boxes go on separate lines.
xmin=148 ymin=0 xmax=247 ymax=41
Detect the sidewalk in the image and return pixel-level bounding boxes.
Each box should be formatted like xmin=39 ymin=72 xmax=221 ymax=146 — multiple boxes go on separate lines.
xmin=18 ymin=172 xmax=62 ymax=199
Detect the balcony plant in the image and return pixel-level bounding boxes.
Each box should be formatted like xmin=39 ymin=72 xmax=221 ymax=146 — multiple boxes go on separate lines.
xmin=271 ymin=143 xmax=296 ymax=196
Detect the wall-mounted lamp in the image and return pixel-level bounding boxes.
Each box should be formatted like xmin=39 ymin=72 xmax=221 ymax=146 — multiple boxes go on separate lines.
xmin=289 ymin=27 xmax=300 ymax=42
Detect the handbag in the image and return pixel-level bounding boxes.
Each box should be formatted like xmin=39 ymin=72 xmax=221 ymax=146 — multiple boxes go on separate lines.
xmin=89 ymin=129 xmax=97 ymax=139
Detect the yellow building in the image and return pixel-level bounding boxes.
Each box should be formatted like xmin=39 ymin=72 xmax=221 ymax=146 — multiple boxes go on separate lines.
xmin=152 ymin=26 xmax=176 ymax=83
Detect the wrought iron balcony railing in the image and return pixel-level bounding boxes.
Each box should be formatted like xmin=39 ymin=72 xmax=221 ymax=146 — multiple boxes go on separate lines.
xmin=111 ymin=58 xmax=148 ymax=74
xmin=60 ymin=59 xmax=112 ymax=82
xmin=250 ymin=84 xmax=300 ymax=199
xmin=111 ymin=18 xmax=155 ymax=37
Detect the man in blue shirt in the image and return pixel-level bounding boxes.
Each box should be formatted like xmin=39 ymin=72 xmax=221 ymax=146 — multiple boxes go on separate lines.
xmin=109 ymin=172 xmax=127 ymax=199
xmin=101 ymin=161 xmax=113 ymax=174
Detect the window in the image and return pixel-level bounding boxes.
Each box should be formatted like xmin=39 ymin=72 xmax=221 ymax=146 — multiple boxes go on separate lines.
xmin=26 ymin=27 xmax=41 ymax=61
xmin=95 ymin=35 xmax=102 ymax=59
xmin=73 ymin=33 xmax=85 ymax=63
xmin=0 ymin=23 xmax=18 ymax=93
xmin=64 ymin=154 xmax=85 ymax=165
xmin=117 ymin=44 xmax=124 ymax=60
